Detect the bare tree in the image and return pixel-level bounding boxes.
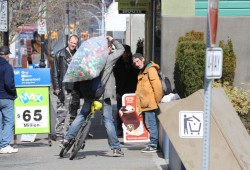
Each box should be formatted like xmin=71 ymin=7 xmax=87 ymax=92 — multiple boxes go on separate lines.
xmin=1 ymin=0 xmax=109 ymax=46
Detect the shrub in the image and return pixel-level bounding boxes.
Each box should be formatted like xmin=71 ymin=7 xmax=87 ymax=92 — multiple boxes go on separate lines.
xmin=217 ymin=38 xmax=236 ymax=85
xmin=174 ymin=30 xmax=206 ymax=98
xmin=213 ymin=81 xmax=250 ymax=116
xmin=213 ymin=81 xmax=250 ymax=134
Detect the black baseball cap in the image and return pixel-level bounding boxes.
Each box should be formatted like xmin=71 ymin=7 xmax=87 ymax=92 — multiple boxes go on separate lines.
xmin=0 ymin=46 xmax=11 ymax=55
xmin=132 ymin=53 xmax=143 ymax=58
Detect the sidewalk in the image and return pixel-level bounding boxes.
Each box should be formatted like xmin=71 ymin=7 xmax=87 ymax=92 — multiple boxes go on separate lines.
xmin=5 ymin=93 xmax=169 ymax=170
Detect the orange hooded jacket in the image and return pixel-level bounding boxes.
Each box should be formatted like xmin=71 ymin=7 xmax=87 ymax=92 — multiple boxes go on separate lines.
xmin=135 ymin=61 xmax=163 ymax=114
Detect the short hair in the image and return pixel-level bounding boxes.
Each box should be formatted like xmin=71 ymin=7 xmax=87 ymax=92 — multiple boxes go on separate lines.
xmin=69 ymin=34 xmax=79 ymax=42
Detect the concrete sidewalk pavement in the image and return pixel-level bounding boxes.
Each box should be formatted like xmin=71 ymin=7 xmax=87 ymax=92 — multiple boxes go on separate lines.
xmin=5 ymin=135 xmax=168 ymax=170
xmin=4 ymin=93 xmax=169 ymax=170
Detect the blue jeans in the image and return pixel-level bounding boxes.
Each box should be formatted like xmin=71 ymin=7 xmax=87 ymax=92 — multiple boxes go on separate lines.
xmin=65 ymin=98 xmax=120 ymax=150
xmin=103 ymin=98 xmax=120 ymax=150
xmin=0 ymin=99 xmax=14 ymax=148
xmin=143 ymin=110 xmax=158 ymax=148
xmin=65 ymin=100 xmax=91 ymax=140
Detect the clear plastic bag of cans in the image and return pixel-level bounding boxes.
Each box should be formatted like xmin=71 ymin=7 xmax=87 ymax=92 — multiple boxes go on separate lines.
xmin=63 ymin=36 xmax=109 ymax=82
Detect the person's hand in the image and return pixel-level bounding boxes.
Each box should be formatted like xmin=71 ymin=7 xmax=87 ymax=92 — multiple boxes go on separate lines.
xmin=91 ymin=101 xmax=102 ymax=112
xmin=106 ymin=35 xmax=113 ymax=42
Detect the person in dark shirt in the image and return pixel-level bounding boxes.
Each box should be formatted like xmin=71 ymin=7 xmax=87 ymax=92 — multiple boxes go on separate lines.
xmin=113 ymin=45 xmax=139 ymax=136
xmin=51 ymin=35 xmax=80 ymax=142
xmin=0 ymin=46 xmax=18 ymax=154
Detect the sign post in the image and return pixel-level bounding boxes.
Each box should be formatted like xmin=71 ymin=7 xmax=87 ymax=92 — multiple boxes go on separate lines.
xmin=208 ymin=0 xmax=219 ymax=47
xmin=38 ymin=0 xmax=46 ymax=68
xmin=205 ymin=48 xmax=223 ymax=79
xmin=202 ymin=0 xmax=221 ymax=170
xmin=37 ymin=19 xmax=47 ymax=35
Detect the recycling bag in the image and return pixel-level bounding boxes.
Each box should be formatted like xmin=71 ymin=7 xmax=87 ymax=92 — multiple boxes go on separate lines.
xmin=63 ymin=36 xmax=109 ymax=82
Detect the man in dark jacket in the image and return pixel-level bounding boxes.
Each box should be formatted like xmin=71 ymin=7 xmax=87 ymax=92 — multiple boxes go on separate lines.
xmin=51 ymin=35 xmax=80 ymax=142
xmin=113 ymin=44 xmax=139 ymax=136
xmin=0 ymin=46 xmax=18 ymax=154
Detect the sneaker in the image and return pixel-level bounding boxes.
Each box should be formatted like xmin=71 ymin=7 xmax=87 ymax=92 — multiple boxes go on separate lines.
xmin=0 ymin=145 xmax=18 ymax=154
xmin=113 ymin=148 xmax=124 ymax=157
xmin=141 ymin=146 xmax=157 ymax=153
xmin=59 ymin=139 xmax=69 ymax=148
xmin=51 ymin=134 xmax=57 ymax=141
xmin=56 ymin=136 xmax=64 ymax=141
xmin=56 ymin=136 xmax=64 ymax=144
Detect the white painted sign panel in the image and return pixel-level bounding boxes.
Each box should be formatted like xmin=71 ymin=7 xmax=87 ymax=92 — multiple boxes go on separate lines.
xmin=179 ymin=111 xmax=203 ymax=138
xmin=206 ymin=48 xmax=223 ymax=79
xmin=38 ymin=19 xmax=47 ymax=35
xmin=0 ymin=0 xmax=8 ymax=32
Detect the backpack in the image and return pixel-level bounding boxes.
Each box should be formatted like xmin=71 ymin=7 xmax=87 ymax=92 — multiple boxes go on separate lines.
xmin=91 ymin=68 xmax=114 ymax=99
xmin=91 ymin=75 xmax=105 ymax=98
xmin=157 ymin=70 xmax=172 ymax=96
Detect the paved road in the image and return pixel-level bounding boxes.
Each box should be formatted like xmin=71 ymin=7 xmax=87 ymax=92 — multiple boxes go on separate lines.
xmin=1 ymin=93 xmax=168 ymax=170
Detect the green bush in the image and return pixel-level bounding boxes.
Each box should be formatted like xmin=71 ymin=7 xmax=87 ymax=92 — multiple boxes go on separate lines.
xmin=213 ymin=81 xmax=250 ymax=134
xmin=218 ymin=38 xmax=236 ymax=85
xmin=174 ymin=32 xmax=237 ymax=98
xmin=174 ymin=30 xmax=206 ymax=98
xmin=213 ymin=81 xmax=250 ymax=116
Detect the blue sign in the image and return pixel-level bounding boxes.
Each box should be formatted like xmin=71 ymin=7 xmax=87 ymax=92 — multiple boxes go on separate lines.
xmin=14 ymin=68 xmax=50 ymax=87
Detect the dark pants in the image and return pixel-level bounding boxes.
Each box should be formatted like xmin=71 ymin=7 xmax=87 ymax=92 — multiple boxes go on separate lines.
xmin=55 ymin=90 xmax=80 ymax=138
xmin=116 ymin=96 xmax=123 ymax=132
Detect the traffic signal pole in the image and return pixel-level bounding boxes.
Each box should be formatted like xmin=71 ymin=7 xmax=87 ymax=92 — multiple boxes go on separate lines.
xmin=39 ymin=0 xmax=46 ymax=68
xmin=65 ymin=2 xmax=69 ymax=46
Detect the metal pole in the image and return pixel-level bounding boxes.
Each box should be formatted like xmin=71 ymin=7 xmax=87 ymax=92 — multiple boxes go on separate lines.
xmin=39 ymin=0 xmax=46 ymax=68
xmin=2 ymin=0 xmax=9 ymax=46
xmin=130 ymin=14 xmax=132 ymax=49
xmin=3 ymin=30 xmax=8 ymax=46
xmin=91 ymin=15 xmax=101 ymax=35
xmin=202 ymin=0 xmax=219 ymax=169
xmin=203 ymin=66 xmax=212 ymax=170
xmin=101 ymin=0 xmax=105 ymax=37
xmin=65 ymin=2 xmax=69 ymax=46
xmin=39 ymin=34 xmax=46 ymax=68
xmin=202 ymin=12 xmax=212 ymax=170
xmin=151 ymin=0 xmax=156 ymax=62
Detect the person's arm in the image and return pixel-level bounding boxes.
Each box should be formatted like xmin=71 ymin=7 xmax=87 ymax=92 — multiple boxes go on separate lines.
xmin=106 ymin=36 xmax=124 ymax=66
xmin=51 ymin=51 xmax=61 ymax=95
xmin=4 ymin=65 xmax=17 ymax=98
xmin=148 ymin=67 xmax=163 ymax=103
